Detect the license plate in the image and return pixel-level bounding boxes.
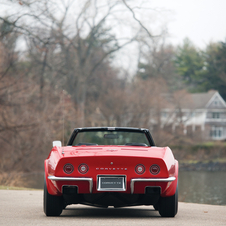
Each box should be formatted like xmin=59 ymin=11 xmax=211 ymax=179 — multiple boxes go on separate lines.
xmin=98 ymin=176 xmax=126 ymax=191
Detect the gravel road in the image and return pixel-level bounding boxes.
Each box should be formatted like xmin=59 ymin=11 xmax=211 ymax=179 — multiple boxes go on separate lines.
xmin=0 ymin=190 xmax=226 ymax=226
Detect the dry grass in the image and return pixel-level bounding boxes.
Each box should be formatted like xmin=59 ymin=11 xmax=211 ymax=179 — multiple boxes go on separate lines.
xmin=0 ymin=186 xmax=39 ymax=190
xmin=0 ymin=172 xmax=27 ymax=187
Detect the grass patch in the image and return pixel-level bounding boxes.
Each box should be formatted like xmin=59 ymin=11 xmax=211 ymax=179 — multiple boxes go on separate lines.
xmin=0 ymin=185 xmax=40 ymax=190
xmin=212 ymin=158 xmax=226 ymax=163
xmin=179 ymin=158 xmax=226 ymax=164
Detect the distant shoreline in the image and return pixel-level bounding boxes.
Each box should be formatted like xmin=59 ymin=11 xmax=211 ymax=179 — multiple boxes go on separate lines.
xmin=171 ymin=143 xmax=226 ymax=171
xmin=179 ymin=161 xmax=226 ymax=171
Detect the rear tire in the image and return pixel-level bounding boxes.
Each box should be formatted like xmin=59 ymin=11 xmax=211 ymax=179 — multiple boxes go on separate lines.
xmin=44 ymin=177 xmax=63 ymax=216
xmin=158 ymin=184 xmax=178 ymax=217
xmin=153 ymin=202 xmax=159 ymax=211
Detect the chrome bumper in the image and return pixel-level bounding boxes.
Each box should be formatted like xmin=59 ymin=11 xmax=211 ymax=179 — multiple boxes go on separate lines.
xmin=130 ymin=176 xmax=176 ymax=194
xmin=48 ymin=176 xmax=93 ymax=193
xmin=48 ymin=176 xmax=176 ymax=194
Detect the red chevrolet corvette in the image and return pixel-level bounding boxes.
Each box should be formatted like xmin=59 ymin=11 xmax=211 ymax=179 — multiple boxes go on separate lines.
xmin=44 ymin=127 xmax=178 ymax=217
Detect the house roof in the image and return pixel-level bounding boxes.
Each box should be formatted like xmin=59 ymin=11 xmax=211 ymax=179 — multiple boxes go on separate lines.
xmin=174 ymin=90 xmax=225 ymax=109
xmin=190 ymin=90 xmax=217 ymax=109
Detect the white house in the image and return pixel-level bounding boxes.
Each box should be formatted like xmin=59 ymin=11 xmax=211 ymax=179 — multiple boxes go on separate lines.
xmin=161 ymin=90 xmax=226 ymax=141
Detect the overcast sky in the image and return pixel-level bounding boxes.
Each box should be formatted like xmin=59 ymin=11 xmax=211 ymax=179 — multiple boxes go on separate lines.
xmin=150 ymin=0 xmax=226 ymax=48
xmin=0 ymin=0 xmax=225 ymax=74
xmin=1 ymin=0 xmax=225 ymax=48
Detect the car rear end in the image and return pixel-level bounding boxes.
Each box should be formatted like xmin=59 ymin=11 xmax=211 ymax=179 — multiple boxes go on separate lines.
xmin=46 ymin=146 xmax=177 ymax=208
xmin=44 ymin=127 xmax=178 ymax=217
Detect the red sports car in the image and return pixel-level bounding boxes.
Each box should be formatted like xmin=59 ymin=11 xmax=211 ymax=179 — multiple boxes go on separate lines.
xmin=44 ymin=127 xmax=178 ymax=217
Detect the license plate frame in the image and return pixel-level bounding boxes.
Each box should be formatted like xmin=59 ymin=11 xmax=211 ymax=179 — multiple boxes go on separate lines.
xmin=97 ymin=176 xmax=126 ymax=191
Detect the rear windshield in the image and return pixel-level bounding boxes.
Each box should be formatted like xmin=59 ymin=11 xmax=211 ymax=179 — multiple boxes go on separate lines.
xmin=72 ymin=131 xmax=150 ymax=146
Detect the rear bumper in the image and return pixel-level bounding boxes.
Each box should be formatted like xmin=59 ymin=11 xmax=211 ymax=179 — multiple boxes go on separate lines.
xmin=130 ymin=177 xmax=176 ymax=194
xmin=48 ymin=176 xmax=176 ymax=194
xmin=48 ymin=176 xmax=93 ymax=193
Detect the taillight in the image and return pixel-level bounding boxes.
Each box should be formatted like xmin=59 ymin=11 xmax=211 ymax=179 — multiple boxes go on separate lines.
xmin=150 ymin=164 xmax=160 ymax=175
xmin=78 ymin=163 xmax=89 ymax=174
xmin=63 ymin=163 xmax=74 ymax=174
xmin=135 ymin=164 xmax=145 ymax=174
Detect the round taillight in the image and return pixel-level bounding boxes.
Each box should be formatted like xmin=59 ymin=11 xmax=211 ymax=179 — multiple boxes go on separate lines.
xmin=78 ymin=163 xmax=89 ymax=174
xmin=150 ymin=164 xmax=160 ymax=175
xmin=63 ymin=163 xmax=74 ymax=174
xmin=135 ymin=164 xmax=145 ymax=174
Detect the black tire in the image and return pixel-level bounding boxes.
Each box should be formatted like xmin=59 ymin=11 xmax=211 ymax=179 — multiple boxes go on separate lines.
xmin=43 ymin=177 xmax=63 ymax=216
xmin=158 ymin=184 xmax=178 ymax=217
xmin=153 ymin=202 xmax=159 ymax=211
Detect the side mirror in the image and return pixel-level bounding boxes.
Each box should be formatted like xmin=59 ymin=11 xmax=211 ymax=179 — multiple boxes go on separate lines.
xmin=52 ymin=141 xmax=62 ymax=147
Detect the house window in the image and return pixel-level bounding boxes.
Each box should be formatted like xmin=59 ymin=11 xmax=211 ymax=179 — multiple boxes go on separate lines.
xmin=161 ymin=111 xmax=168 ymax=118
xmin=214 ymin=100 xmax=219 ymax=106
xmin=212 ymin=112 xmax=220 ymax=118
xmin=191 ymin=112 xmax=195 ymax=117
xmin=210 ymin=127 xmax=223 ymax=138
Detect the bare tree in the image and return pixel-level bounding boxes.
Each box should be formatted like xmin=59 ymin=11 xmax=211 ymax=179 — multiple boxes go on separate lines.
xmin=0 ymin=0 xmax=167 ymax=126
xmin=0 ymin=0 xmax=172 ymax=186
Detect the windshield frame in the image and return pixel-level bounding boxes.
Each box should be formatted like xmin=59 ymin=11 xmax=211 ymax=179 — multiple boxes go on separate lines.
xmin=67 ymin=127 xmax=155 ymax=146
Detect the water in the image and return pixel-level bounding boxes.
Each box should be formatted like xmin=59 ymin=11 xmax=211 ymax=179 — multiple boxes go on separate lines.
xmin=178 ymin=171 xmax=226 ymax=205
xmin=25 ymin=171 xmax=226 ymax=206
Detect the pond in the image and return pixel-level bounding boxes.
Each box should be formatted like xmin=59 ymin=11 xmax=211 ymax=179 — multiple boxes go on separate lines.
xmin=178 ymin=171 xmax=226 ymax=205
xmin=25 ymin=171 xmax=226 ymax=206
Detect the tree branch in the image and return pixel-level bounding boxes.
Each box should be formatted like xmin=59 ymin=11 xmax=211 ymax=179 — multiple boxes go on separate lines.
xmin=122 ymin=0 xmax=155 ymax=38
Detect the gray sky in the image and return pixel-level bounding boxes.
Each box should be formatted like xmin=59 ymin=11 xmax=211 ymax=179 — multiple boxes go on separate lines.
xmin=1 ymin=0 xmax=225 ymax=48
xmin=1 ymin=0 xmax=225 ymax=74
xmin=151 ymin=0 xmax=226 ymax=48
